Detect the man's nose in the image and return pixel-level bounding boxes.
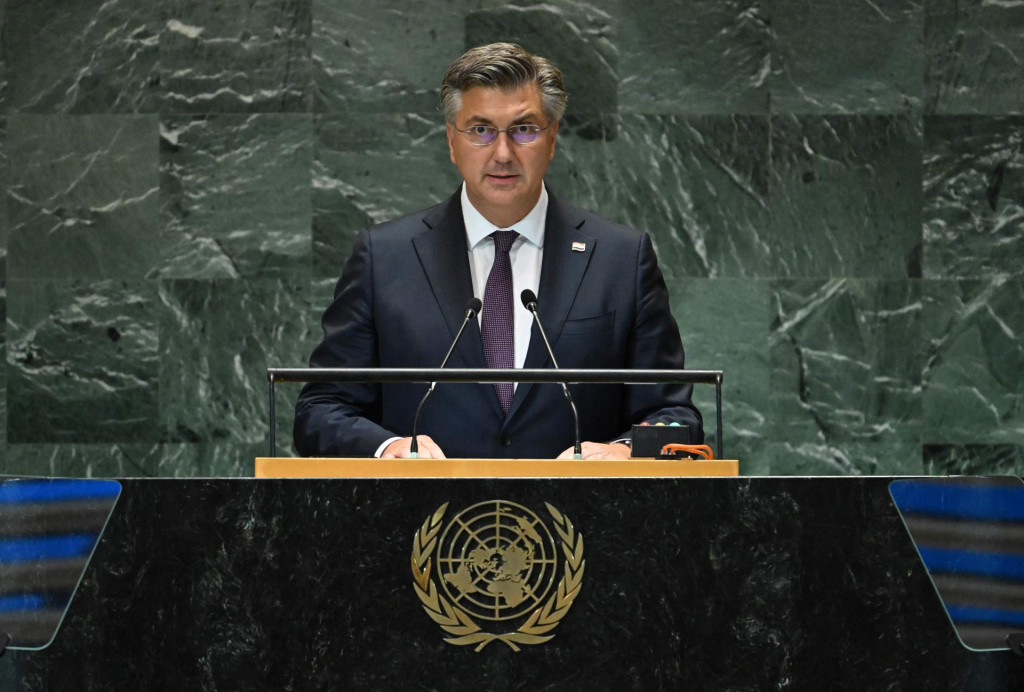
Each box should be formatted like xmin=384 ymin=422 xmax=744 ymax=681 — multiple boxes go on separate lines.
xmin=491 ymin=131 xmax=516 ymax=161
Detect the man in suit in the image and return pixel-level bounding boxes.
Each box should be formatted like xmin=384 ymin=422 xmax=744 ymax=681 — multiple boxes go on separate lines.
xmin=294 ymin=42 xmax=702 ymax=460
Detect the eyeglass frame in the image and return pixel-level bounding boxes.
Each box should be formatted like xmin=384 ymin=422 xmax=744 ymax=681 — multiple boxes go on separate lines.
xmin=451 ymin=122 xmax=553 ymax=147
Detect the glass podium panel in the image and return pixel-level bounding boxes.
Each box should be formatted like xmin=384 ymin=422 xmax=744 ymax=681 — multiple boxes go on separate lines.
xmin=0 ymin=477 xmax=121 ymax=650
xmin=890 ymin=476 xmax=1024 ymax=652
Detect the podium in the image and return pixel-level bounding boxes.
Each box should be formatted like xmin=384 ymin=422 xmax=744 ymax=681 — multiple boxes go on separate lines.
xmin=254 ymin=456 xmax=740 ymax=478
xmin=3 ymin=474 xmax=1022 ymax=689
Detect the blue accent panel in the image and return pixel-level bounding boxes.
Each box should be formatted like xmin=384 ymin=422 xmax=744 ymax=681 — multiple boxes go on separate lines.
xmin=918 ymin=546 xmax=1024 ymax=581
xmin=0 ymin=593 xmax=52 ymax=613
xmin=947 ymin=605 xmax=1024 ymax=628
xmin=889 ymin=481 xmax=1024 ymax=523
xmin=0 ymin=535 xmax=97 ymax=563
xmin=0 ymin=479 xmax=121 ymax=505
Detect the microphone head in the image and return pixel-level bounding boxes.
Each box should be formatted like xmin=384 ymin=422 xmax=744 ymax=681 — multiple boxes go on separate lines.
xmin=520 ymin=289 xmax=538 ymax=310
xmin=465 ymin=297 xmax=483 ymax=318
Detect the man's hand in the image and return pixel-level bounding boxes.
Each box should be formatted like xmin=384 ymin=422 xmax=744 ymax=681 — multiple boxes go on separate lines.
xmin=381 ymin=436 xmax=447 ymax=459
xmin=556 ymin=441 xmax=631 ymax=460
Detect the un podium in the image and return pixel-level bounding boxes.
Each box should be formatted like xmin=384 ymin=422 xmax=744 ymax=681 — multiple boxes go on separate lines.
xmin=3 ymin=460 xmax=1022 ymax=690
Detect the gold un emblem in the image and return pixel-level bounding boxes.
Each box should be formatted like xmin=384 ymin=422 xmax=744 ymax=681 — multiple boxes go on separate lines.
xmin=411 ymin=500 xmax=585 ymax=651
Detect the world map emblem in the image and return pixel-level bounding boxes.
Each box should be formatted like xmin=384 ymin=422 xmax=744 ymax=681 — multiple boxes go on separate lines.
xmin=411 ymin=500 xmax=585 ymax=651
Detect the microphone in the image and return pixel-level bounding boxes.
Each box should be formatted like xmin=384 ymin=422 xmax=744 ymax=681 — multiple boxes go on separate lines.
xmin=520 ymin=289 xmax=582 ymax=460
xmin=409 ymin=297 xmax=482 ymax=458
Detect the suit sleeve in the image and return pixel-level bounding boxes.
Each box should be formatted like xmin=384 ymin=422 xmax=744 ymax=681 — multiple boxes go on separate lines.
xmin=619 ymin=231 xmax=704 ymax=443
xmin=293 ymin=230 xmax=397 ymax=457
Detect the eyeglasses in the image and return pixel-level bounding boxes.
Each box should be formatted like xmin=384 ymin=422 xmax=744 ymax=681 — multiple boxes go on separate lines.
xmin=453 ymin=123 xmax=551 ymax=146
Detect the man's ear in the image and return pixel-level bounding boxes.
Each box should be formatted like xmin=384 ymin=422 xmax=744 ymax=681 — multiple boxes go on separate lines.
xmin=446 ymin=124 xmax=456 ymax=164
xmin=548 ymin=119 xmax=559 ymax=160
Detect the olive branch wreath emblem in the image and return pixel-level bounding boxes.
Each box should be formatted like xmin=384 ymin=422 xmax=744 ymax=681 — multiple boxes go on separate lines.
xmin=410 ymin=501 xmax=585 ymax=651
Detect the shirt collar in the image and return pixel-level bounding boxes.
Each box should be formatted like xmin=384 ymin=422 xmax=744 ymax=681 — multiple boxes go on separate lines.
xmin=461 ymin=182 xmax=547 ymax=250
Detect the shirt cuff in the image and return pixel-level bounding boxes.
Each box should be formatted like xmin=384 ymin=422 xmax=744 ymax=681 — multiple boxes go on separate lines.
xmin=374 ymin=437 xmax=403 ymax=458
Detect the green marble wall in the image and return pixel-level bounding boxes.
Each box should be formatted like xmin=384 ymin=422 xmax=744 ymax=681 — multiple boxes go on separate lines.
xmin=0 ymin=0 xmax=1020 ymax=477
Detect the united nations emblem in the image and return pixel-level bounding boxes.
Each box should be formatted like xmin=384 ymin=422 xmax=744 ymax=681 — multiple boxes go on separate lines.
xmin=411 ymin=500 xmax=585 ymax=651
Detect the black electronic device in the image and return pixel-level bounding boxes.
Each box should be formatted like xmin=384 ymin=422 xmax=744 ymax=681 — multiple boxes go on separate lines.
xmin=630 ymin=423 xmax=691 ymax=458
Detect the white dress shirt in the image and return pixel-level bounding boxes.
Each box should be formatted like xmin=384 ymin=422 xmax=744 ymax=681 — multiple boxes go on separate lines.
xmin=461 ymin=182 xmax=546 ymax=374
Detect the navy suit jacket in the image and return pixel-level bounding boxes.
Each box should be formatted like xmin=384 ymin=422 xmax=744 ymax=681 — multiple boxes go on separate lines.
xmin=294 ymin=189 xmax=702 ymax=458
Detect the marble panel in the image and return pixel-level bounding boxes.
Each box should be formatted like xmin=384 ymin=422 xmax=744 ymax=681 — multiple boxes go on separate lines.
xmin=5 ymin=279 xmax=160 ymax=444
xmin=0 ymin=0 xmax=6 ymax=113
xmin=148 ymin=440 xmax=283 ymax=476
xmin=669 ymin=278 xmax=770 ymax=467
xmin=312 ymin=112 xmax=460 ymax=281
xmin=309 ymin=277 xmax=340 ymax=331
xmin=771 ymin=0 xmax=923 ymax=114
xmin=3 ymin=443 xmax=164 ymax=478
xmin=0 ymin=118 xmax=4 ymax=455
xmin=614 ymin=0 xmax=769 ymax=114
xmin=548 ymin=114 xmax=771 ymax=278
xmin=6 ymin=115 xmax=161 ymax=280
xmin=926 ymin=0 xmax=1024 ymax=114
xmin=923 ymin=116 xmax=1024 ymax=278
xmin=296 ymin=280 xmax=338 ymax=448
xmin=4 ymin=0 xmax=160 ymax=113
xmin=1 ymin=115 xmax=6 ymax=268
xmin=2 ymin=441 xmax=274 ymax=478
xmin=465 ymin=2 xmax=618 ymax=137
xmin=924 ymin=443 xmax=1024 ymax=476
xmin=0 ymin=280 xmax=5 ymax=457
xmin=769 ymin=115 xmax=923 ymax=278
xmin=157 ymin=278 xmax=316 ymax=450
xmin=161 ymin=0 xmax=312 ymax=113
xmin=763 ymin=441 xmax=923 ymax=476
xmin=156 ymin=114 xmax=313 ymax=280
xmin=185 ymin=440 xmax=291 ymax=475
xmin=922 ymin=278 xmax=1024 ymax=445
xmin=769 ymin=280 xmax=923 ymax=448
xmin=312 ymin=0 xmax=464 ymax=112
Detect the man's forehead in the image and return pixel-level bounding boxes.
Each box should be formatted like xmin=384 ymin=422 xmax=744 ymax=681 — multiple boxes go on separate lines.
xmin=456 ymin=85 xmax=543 ymax=121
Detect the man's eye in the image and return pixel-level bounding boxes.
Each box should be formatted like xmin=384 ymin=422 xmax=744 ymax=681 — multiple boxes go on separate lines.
xmin=471 ymin=126 xmax=494 ymax=135
xmin=511 ymin=125 xmax=535 ymax=134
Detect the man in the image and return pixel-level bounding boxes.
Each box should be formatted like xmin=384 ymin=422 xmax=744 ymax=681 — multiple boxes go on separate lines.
xmin=294 ymin=43 xmax=702 ymax=460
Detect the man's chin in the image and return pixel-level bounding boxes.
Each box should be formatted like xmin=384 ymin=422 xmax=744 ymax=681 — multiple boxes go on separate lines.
xmin=479 ymin=188 xmax=527 ymax=208
xmin=468 ymin=185 xmax=540 ymax=226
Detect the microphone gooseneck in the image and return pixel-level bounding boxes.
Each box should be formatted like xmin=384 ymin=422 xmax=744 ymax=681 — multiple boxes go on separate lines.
xmin=519 ymin=289 xmax=582 ymax=460
xmin=410 ymin=297 xmax=482 ymax=458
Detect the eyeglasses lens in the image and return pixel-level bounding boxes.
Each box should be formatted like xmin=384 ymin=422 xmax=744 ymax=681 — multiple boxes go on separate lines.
xmin=511 ymin=131 xmax=539 ymax=144
xmin=468 ymin=127 xmax=541 ymax=145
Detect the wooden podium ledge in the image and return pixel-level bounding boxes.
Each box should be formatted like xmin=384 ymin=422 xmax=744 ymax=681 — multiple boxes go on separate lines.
xmin=254 ymin=457 xmax=739 ymax=478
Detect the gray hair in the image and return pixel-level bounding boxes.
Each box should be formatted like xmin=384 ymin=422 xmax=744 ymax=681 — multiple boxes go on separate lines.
xmin=441 ymin=43 xmax=568 ymax=125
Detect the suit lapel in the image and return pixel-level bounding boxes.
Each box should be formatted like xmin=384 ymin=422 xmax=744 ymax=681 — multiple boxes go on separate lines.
xmin=506 ymin=194 xmax=596 ymax=423
xmin=413 ymin=194 xmax=488 ymax=372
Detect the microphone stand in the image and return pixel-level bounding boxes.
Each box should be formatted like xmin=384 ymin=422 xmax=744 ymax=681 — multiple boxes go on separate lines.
xmin=409 ymin=298 xmax=481 ymax=458
xmin=521 ymin=290 xmax=582 ymax=460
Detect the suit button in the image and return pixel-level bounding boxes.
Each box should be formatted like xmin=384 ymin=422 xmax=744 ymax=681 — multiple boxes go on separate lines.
xmin=501 ymin=434 xmax=512 ymax=447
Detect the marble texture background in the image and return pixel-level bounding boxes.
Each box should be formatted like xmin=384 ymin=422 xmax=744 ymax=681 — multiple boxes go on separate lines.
xmin=0 ymin=0 xmax=1021 ymax=477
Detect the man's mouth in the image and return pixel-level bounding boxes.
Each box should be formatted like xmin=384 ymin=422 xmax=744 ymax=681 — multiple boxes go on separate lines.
xmin=486 ymin=173 xmax=519 ymax=181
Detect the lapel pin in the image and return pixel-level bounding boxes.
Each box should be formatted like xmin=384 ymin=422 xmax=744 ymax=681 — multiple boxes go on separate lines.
xmin=571 ymin=241 xmax=586 ymax=252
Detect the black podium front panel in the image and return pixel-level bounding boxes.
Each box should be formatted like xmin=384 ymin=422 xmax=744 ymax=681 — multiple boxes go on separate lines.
xmin=2 ymin=478 xmax=1022 ymax=690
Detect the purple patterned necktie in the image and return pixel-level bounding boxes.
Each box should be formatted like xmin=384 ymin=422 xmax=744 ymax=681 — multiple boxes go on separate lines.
xmin=481 ymin=230 xmax=519 ymax=413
